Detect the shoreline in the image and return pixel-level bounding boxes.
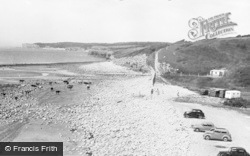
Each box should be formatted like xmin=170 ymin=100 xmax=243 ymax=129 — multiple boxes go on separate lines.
xmin=0 ymin=60 xmax=105 ymax=67
xmin=1 ymin=61 xmax=250 ymax=155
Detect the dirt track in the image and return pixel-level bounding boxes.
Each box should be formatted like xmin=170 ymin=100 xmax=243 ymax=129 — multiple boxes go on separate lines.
xmin=0 ymin=62 xmax=250 ymax=156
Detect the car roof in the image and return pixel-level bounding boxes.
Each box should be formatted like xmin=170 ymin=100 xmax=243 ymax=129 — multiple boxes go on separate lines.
xmin=214 ymin=128 xmax=229 ymax=131
xmin=231 ymin=147 xmax=245 ymax=150
xmin=192 ymin=109 xmax=202 ymax=111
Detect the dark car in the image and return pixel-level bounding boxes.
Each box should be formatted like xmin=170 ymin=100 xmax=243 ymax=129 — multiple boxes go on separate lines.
xmin=184 ymin=109 xmax=205 ymax=119
xmin=217 ymin=147 xmax=250 ymax=156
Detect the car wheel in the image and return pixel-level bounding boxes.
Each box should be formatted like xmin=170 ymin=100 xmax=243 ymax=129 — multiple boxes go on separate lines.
xmin=195 ymin=128 xmax=200 ymax=132
xmin=198 ymin=115 xmax=203 ymax=119
xmin=205 ymin=136 xmax=210 ymax=140
xmin=223 ymin=137 xmax=228 ymax=142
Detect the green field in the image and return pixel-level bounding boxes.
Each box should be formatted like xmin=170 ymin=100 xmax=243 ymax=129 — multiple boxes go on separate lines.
xmin=0 ymin=48 xmax=103 ymax=65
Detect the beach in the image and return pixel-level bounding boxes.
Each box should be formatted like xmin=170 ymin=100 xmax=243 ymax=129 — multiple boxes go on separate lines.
xmin=0 ymin=61 xmax=250 ymax=156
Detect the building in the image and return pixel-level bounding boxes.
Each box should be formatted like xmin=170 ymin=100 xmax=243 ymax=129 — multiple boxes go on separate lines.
xmin=208 ymin=88 xmax=226 ymax=98
xmin=210 ymin=68 xmax=227 ymax=77
xmin=225 ymin=90 xmax=241 ymax=99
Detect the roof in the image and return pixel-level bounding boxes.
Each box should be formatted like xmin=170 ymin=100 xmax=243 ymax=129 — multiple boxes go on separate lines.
xmin=192 ymin=109 xmax=202 ymax=111
xmin=210 ymin=69 xmax=227 ymax=71
xmin=225 ymin=90 xmax=241 ymax=93
xmin=209 ymin=88 xmax=226 ymax=91
xmin=231 ymin=147 xmax=245 ymax=150
xmin=214 ymin=128 xmax=229 ymax=131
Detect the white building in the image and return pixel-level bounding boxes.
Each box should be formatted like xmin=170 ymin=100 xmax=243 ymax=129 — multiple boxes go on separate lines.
xmin=225 ymin=90 xmax=241 ymax=99
xmin=210 ymin=68 xmax=227 ymax=77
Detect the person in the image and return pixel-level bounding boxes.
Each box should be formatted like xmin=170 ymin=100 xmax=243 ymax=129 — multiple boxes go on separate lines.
xmin=177 ymin=91 xmax=179 ymax=97
xmin=157 ymin=88 xmax=160 ymax=95
xmin=150 ymin=89 xmax=154 ymax=99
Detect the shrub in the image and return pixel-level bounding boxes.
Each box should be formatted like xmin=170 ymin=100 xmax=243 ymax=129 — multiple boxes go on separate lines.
xmin=223 ymin=98 xmax=250 ymax=108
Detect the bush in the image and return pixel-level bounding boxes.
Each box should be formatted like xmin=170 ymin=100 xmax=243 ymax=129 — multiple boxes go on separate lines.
xmin=223 ymin=98 xmax=250 ymax=108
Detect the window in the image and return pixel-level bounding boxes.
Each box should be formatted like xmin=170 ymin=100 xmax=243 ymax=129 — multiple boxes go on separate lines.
xmin=238 ymin=150 xmax=244 ymax=153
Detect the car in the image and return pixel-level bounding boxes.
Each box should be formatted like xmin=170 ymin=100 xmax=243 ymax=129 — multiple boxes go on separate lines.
xmin=217 ymin=147 xmax=250 ymax=156
xmin=184 ymin=109 xmax=205 ymax=119
xmin=203 ymin=128 xmax=232 ymax=142
xmin=191 ymin=122 xmax=215 ymax=132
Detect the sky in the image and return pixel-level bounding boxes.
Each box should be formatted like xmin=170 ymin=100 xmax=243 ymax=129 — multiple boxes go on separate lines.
xmin=0 ymin=0 xmax=249 ymax=47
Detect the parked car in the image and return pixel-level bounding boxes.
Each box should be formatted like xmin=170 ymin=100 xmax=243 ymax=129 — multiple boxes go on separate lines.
xmin=217 ymin=147 xmax=250 ymax=156
xmin=203 ymin=128 xmax=232 ymax=141
xmin=184 ymin=109 xmax=205 ymax=119
xmin=191 ymin=122 xmax=215 ymax=132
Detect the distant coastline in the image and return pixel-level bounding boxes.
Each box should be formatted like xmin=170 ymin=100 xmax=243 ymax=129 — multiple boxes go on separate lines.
xmin=0 ymin=60 xmax=105 ymax=67
xmin=0 ymin=48 xmax=104 ymax=66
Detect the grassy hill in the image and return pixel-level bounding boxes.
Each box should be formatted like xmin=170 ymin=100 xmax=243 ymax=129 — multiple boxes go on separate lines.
xmin=35 ymin=42 xmax=168 ymax=53
xmin=112 ymin=43 xmax=169 ymax=58
xmin=35 ymin=42 xmax=169 ymax=59
xmin=154 ymin=37 xmax=250 ymax=89
xmin=34 ymin=38 xmax=250 ymax=89
xmin=158 ymin=37 xmax=250 ymax=74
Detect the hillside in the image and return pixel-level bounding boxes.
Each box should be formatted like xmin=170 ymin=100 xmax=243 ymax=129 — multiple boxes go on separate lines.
xmin=155 ymin=37 xmax=250 ymax=89
xmin=35 ymin=42 xmax=168 ymax=54
xmin=35 ymin=42 xmax=169 ymax=59
xmin=33 ymin=38 xmax=250 ymax=89
xmin=158 ymin=37 xmax=250 ymax=74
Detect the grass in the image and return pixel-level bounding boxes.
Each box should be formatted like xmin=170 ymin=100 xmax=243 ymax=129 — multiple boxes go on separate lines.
xmin=157 ymin=37 xmax=250 ymax=75
xmin=87 ymin=43 xmax=169 ymax=59
xmin=153 ymin=37 xmax=250 ymax=89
